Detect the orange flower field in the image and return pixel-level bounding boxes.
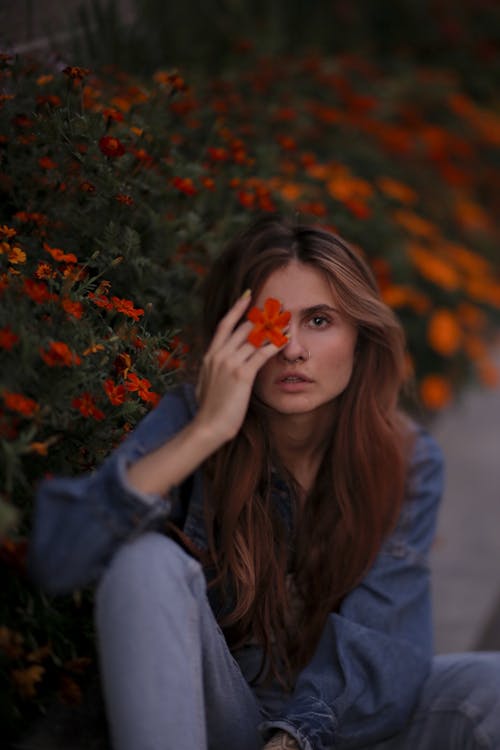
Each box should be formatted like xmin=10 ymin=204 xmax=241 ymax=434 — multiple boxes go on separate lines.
xmin=0 ymin=26 xmax=499 ymax=736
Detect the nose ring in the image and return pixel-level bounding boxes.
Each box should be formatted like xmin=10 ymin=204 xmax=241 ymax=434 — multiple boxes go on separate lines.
xmin=284 ymin=350 xmax=310 ymax=363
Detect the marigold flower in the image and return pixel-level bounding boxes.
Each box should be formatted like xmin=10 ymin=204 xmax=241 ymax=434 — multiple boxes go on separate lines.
xmin=111 ymin=296 xmax=144 ymax=320
xmin=62 ymin=66 xmax=91 ymax=82
xmin=7 ymin=246 xmax=26 ymax=264
xmin=115 ymin=193 xmax=134 ymax=206
xmin=35 ymin=262 xmax=54 ymax=279
xmin=99 ymin=135 xmax=126 ymax=158
xmin=0 ymin=225 xmax=16 ymax=239
xmin=3 ymin=391 xmax=38 ymax=417
xmin=38 ymin=156 xmax=57 ymax=170
xmin=102 ymin=108 xmax=124 ymax=122
xmin=207 ymin=146 xmax=229 ymax=162
xmin=80 ymin=181 xmax=96 ymax=193
xmin=82 ymin=343 xmax=104 ymax=356
xmin=71 ymin=392 xmax=104 ymax=420
xmin=427 ymin=309 xmax=462 ymax=357
xmin=43 ymin=242 xmax=78 ymax=264
xmin=103 ymin=379 xmax=127 ymax=406
xmin=419 ymin=374 xmax=453 ymax=411
xmin=114 ymin=353 xmax=132 ymax=378
xmin=0 ymin=326 xmax=19 ymax=350
xmin=40 ymin=341 xmax=82 ymax=367
xmin=125 ymin=372 xmax=158 ymax=403
xmin=12 ymin=665 xmax=45 ymax=698
xmin=88 ymin=292 xmax=113 ymax=311
xmin=61 ymin=298 xmax=84 ymax=319
xmin=247 ymin=298 xmax=291 ymax=348
xmin=172 ymin=176 xmax=197 ymax=196
xmin=23 ymin=278 xmax=53 ymax=304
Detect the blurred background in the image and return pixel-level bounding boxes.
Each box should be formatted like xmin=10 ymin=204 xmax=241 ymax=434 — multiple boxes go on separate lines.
xmin=1 ymin=1 xmax=499 ymax=747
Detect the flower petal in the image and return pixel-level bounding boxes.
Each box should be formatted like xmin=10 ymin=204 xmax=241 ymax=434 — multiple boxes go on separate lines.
xmin=263 ymin=297 xmax=282 ymax=319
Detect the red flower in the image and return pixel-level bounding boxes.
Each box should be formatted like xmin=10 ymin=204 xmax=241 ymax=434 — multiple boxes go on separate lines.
xmin=115 ymin=193 xmax=134 ymax=206
xmin=88 ymin=292 xmax=113 ymax=311
xmin=172 ymin=176 xmax=197 ymax=196
xmin=102 ymin=108 xmax=124 ymax=122
xmin=80 ymin=181 xmax=96 ymax=193
xmin=99 ymin=135 xmax=126 ymax=158
xmin=125 ymin=372 xmax=155 ymax=402
xmin=103 ymin=379 xmax=126 ymax=406
xmin=40 ymin=341 xmax=82 ymax=367
xmin=61 ymin=298 xmax=84 ymax=319
xmin=63 ymin=66 xmax=91 ymax=82
xmin=0 ymin=326 xmax=19 ymax=350
xmin=247 ymin=297 xmax=291 ymax=347
xmin=23 ymin=279 xmax=53 ymax=304
xmin=43 ymin=242 xmax=78 ymax=263
xmin=38 ymin=156 xmax=57 ymax=170
xmin=111 ymin=296 xmax=144 ymax=320
xmin=207 ymin=146 xmax=229 ymax=162
xmin=72 ymin=392 xmax=104 ymax=420
xmin=3 ymin=391 xmax=38 ymax=417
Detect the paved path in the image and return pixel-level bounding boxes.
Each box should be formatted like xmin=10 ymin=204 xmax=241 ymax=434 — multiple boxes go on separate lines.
xmin=430 ymin=357 xmax=500 ymax=654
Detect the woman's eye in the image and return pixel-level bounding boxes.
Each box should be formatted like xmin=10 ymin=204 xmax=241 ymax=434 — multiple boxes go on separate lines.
xmin=309 ymin=315 xmax=330 ymax=328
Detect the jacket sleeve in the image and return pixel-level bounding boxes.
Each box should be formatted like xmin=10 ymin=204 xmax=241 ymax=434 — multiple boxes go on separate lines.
xmin=29 ymin=384 xmax=197 ymax=596
xmin=260 ymin=427 xmax=444 ymax=750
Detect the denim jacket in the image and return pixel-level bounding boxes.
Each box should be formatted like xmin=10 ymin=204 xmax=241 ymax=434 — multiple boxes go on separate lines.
xmin=30 ymin=383 xmax=444 ymax=750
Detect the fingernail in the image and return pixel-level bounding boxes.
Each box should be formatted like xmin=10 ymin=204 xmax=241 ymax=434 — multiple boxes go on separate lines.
xmin=241 ymin=289 xmax=252 ymax=299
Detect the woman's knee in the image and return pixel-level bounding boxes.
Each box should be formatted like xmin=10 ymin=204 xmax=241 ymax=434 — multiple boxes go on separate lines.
xmin=96 ymin=532 xmax=204 ymax=611
xmin=422 ymin=653 xmax=500 ymax=747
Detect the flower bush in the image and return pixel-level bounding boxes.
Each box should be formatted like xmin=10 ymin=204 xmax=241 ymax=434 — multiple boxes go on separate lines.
xmin=0 ymin=43 xmax=499 ymax=738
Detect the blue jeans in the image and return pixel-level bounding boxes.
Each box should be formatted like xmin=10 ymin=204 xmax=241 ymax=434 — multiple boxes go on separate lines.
xmin=95 ymin=533 xmax=500 ymax=750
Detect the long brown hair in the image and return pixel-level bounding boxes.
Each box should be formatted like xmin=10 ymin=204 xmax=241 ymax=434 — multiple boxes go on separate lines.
xmin=198 ymin=215 xmax=412 ymax=684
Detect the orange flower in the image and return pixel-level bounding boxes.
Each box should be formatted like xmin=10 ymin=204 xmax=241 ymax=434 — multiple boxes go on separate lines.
xmin=247 ymin=297 xmax=291 ymax=347
xmin=12 ymin=665 xmax=45 ymax=698
xmin=393 ymin=210 xmax=440 ymax=240
xmin=407 ymin=244 xmax=461 ymax=292
xmin=38 ymin=156 xmax=57 ymax=170
xmin=61 ymin=298 xmax=84 ymax=319
xmin=172 ymin=176 xmax=197 ymax=196
xmin=3 ymin=391 xmax=38 ymax=417
xmin=40 ymin=341 xmax=82 ymax=367
xmin=43 ymin=242 xmax=78 ymax=264
xmin=62 ymin=66 xmax=90 ymax=82
xmin=88 ymin=292 xmax=113 ymax=311
xmin=381 ymin=285 xmax=430 ymax=314
xmin=72 ymin=392 xmax=104 ymax=420
xmin=103 ymin=379 xmax=127 ymax=405
xmin=35 ymin=262 xmax=54 ymax=279
xmin=114 ymin=353 xmax=132 ymax=378
xmin=115 ymin=193 xmax=134 ymax=206
xmin=82 ymin=343 xmax=105 ymax=356
xmin=7 ymin=246 xmax=26 ymax=264
xmin=125 ymin=372 xmax=154 ymax=401
xmin=0 ymin=326 xmax=19 ymax=350
xmin=427 ymin=309 xmax=462 ymax=356
xmin=0 ymin=225 xmax=16 ymax=239
xmin=111 ymin=296 xmax=144 ymax=320
xmin=98 ymin=135 xmax=126 ymax=158
xmin=377 ymin=176 xmax=417 ymax=205
xmin=24 ymin=279 xmax=55 ymax=305
xmin=419 ymin=374 xmax=453 ymax=411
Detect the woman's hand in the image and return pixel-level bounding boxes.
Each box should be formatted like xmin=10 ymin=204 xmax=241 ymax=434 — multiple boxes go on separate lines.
xmin=194 ymin=291 xmax=282 ymax=445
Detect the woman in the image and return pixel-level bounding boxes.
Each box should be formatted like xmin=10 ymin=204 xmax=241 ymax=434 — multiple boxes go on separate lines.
xmin=31 ymin=216 xmax=500 ymax=750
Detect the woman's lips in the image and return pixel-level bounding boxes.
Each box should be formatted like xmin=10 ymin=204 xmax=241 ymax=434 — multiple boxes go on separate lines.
xmin=275 ymin=372 xmax=313 ymax=390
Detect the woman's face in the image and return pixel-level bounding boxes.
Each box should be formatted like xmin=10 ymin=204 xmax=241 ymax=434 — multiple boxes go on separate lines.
xmin=253 ymin=261 xmax=358 ymax=418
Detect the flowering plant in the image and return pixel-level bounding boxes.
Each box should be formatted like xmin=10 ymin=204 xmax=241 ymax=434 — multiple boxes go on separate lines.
xmin=0 ymin=35 xmax=499 ymax=740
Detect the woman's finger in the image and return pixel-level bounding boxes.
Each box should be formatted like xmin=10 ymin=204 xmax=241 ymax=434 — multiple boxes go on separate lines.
xmin=208 ymin=291 xmax=252 ymax=353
